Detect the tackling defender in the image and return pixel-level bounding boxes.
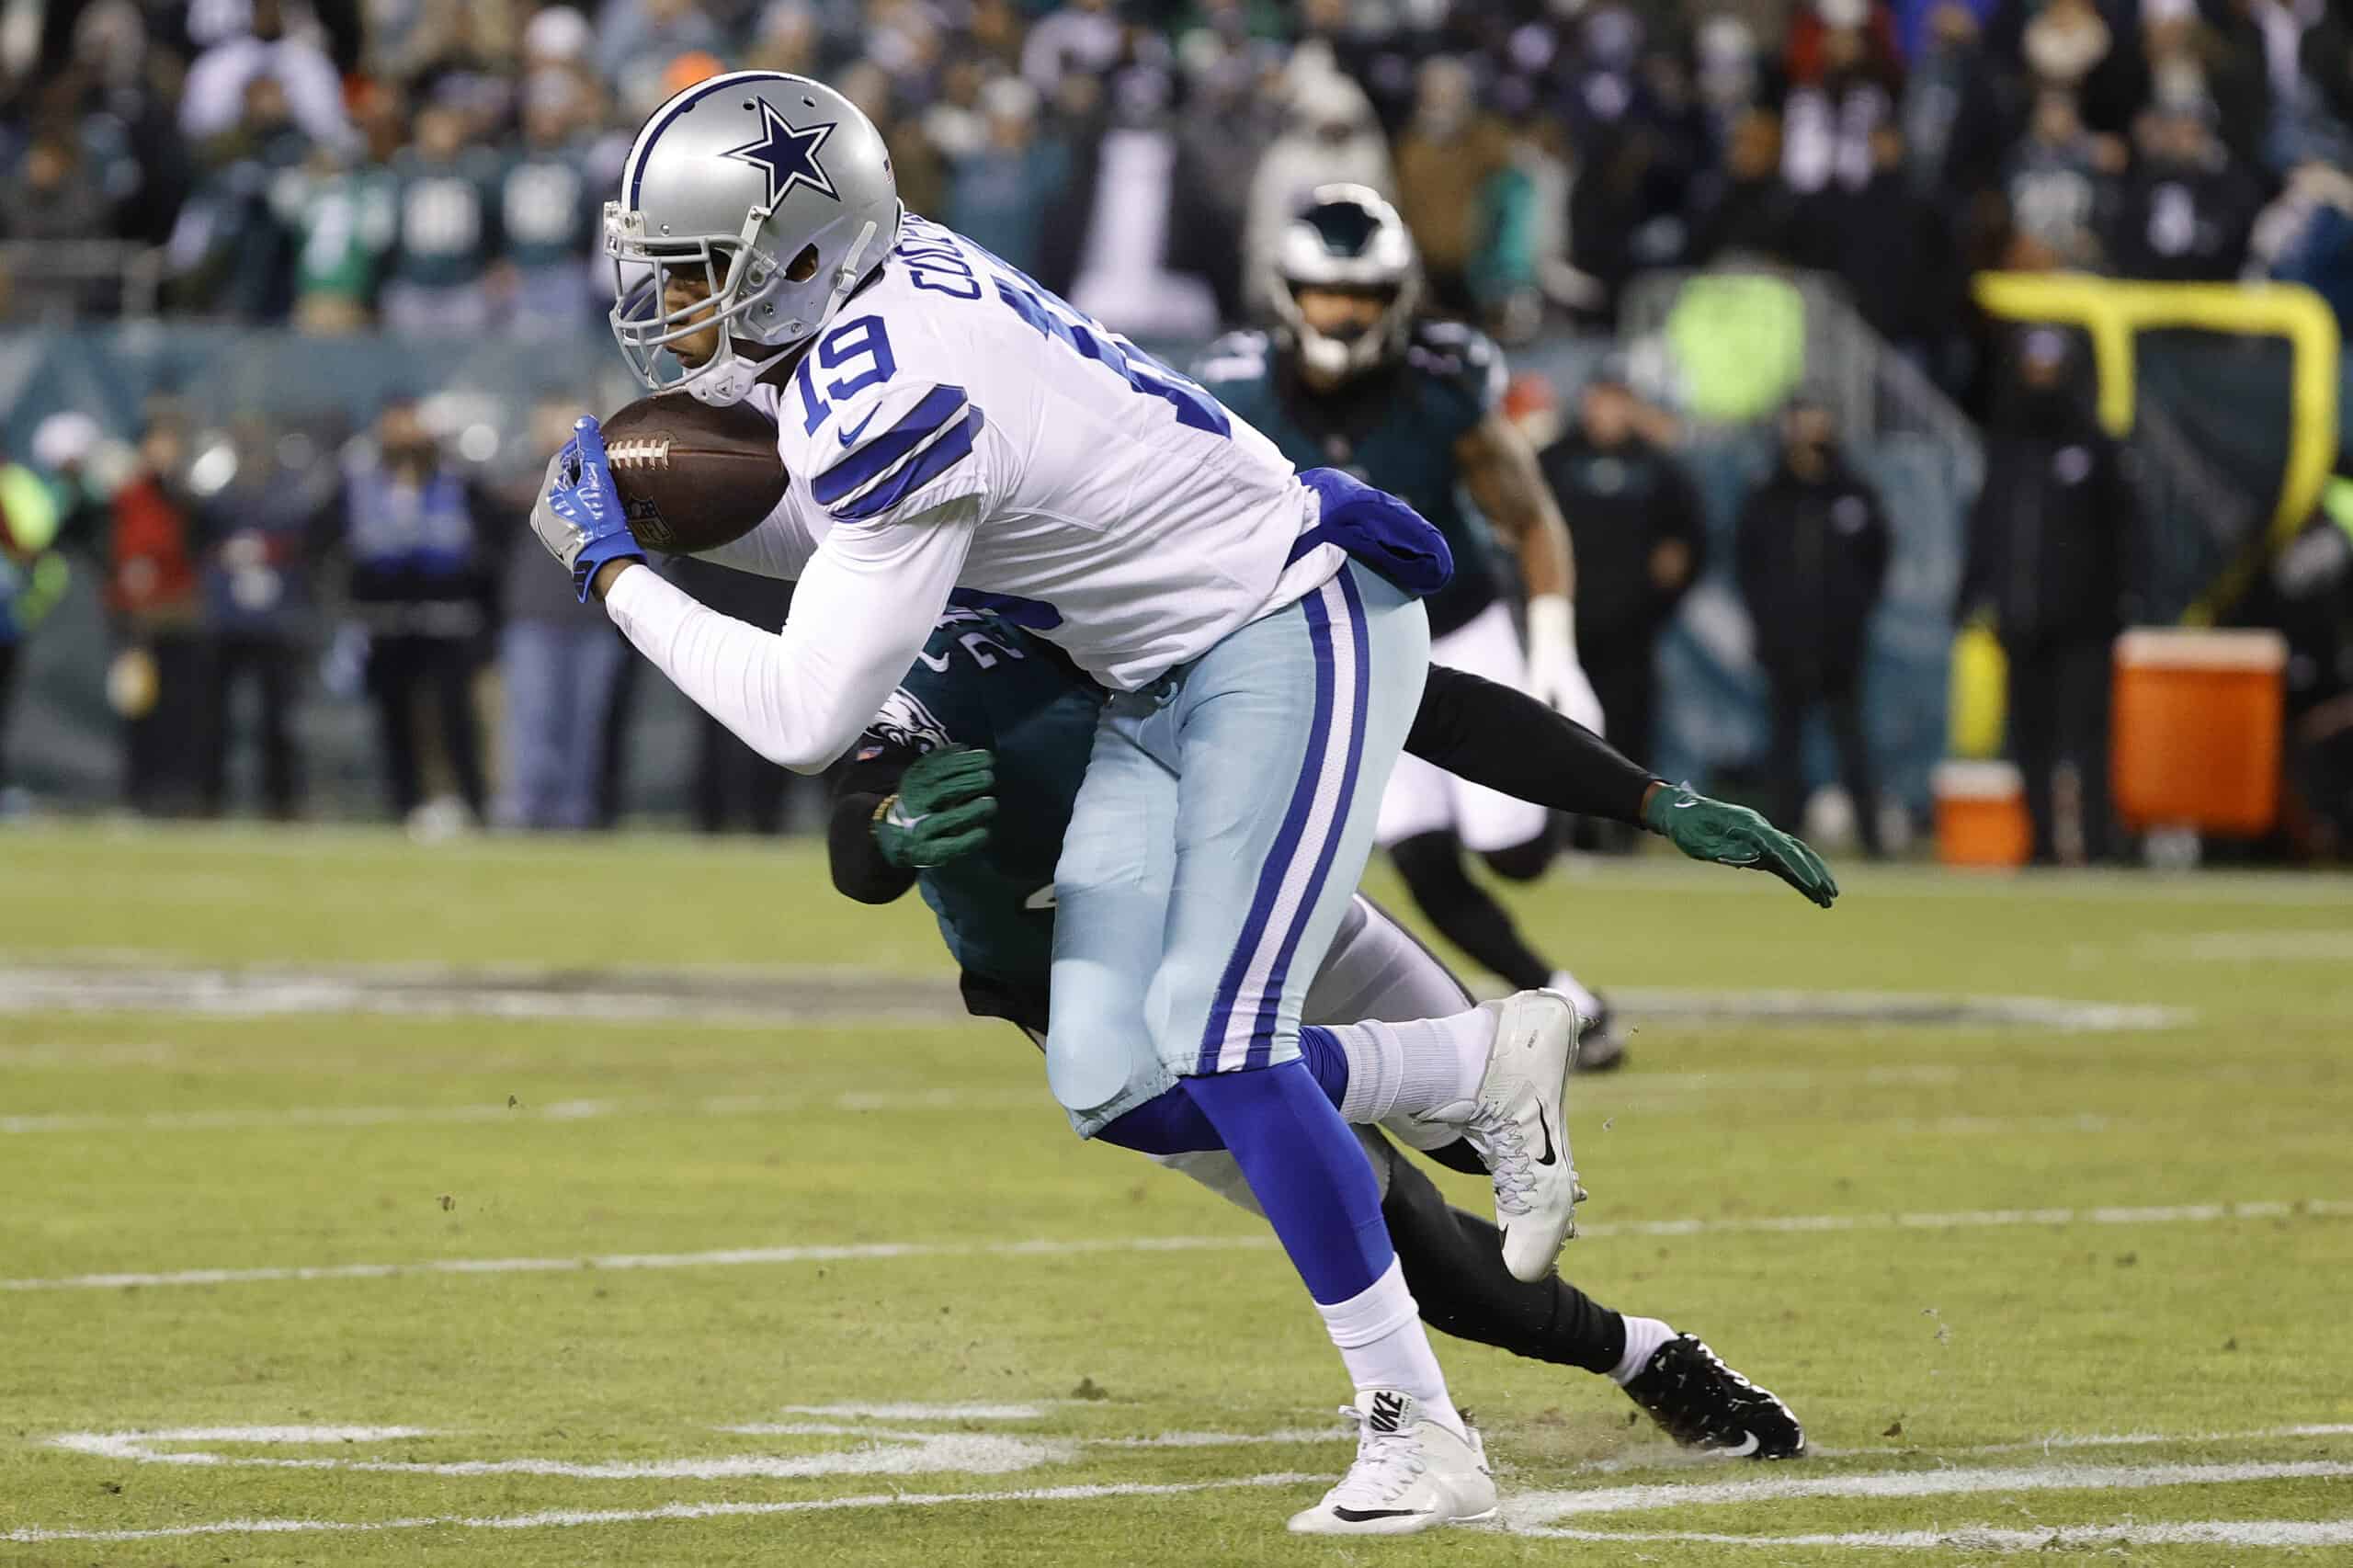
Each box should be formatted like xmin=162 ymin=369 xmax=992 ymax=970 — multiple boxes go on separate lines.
xmin=1197 ymin=188 xmax=1631 ymax=1059
xmin=825 ymin=602 xmax=1821 ymax=1456
xmin=534 ymin=73 xmax=1790 ymax=1534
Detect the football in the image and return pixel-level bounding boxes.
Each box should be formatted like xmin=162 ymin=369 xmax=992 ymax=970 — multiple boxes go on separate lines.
xmin=599 ymin=390 xmax=789 ymax=555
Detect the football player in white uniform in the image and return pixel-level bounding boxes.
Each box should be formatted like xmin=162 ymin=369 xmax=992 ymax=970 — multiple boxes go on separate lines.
xmin=536 ymin=72 xmax=1572 ymax=1534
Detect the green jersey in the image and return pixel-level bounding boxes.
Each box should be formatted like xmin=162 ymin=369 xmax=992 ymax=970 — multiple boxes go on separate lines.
xmin=847 ymin=608 xmax=1103 ymax=1014
xmin=273 ymin=164 xmax=397 ymax=304
xmin=385 ymin=148 xmax=501 ymax=290
xmin=496 ymin=143 xmax=598 ymax=272
xmin=1193 ymin=322 xmax=1509 ymax=638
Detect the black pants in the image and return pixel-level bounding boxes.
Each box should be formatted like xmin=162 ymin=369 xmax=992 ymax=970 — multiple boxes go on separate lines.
xmin=1765 ymin=665 xmax=1882 ymax=856
xmin=0 ymin=639 xmax=17 ymax=789
xmin=123 ymin=631 xmax=210 ymax=815
xmin=365 ymin=633 xmax=486 ymax=820
xmin=695 ymin=710 xmax=790 ymax=835
xmin=2008 ymin=637 xmax=2112 ymax=863
xmin=200 ymin=631 xmax=301 ymax=818
xmin=1586 ymin=643 xmax=1659 ymax=767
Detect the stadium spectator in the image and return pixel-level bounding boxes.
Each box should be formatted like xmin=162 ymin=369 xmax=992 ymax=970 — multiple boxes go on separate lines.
xmin=1900 ymin=0 xmax=2016 ymax=199
xmin=2252 ymin=161 xmax=2353 ymax=335
xmin=1686 ymin=105 xmax=1798 ymax=265
xmin=1780 ymin=0 xmax=1899 ymax=199
xmin=593 ymin=0 xmax=724 ymax=119
xmin=1537 ymin=361 xmax=1705 ymax=775
xmin=274 ymin=140 xmax=397 ymax=334
xmin=1958 ymin=328 xmax=2138 ymax=865
xmin=380 ymin=104 xmax=503 ymax=336
xmin=1063 ymin=65 xmax=1221 ymax=339
xmin=945 ymin=77 xmax=1072 ymax=284
xmin=1242 ymin=63 xmax=1392 ymax=294
xmin=194 ymin=419 xmax=319 ymax=819
xmin=333 ymin=397 xmax=491 ymax=827
xmin=2104 ymin=98 xmax=2262 ymax=281
xmin=2002 ymin=88 xmax=2121 ymax=268
xmin=1021 ymin=0 xmax=1125 ymax=97
xmin=107 ymin=414 xmax=210 ymax=815
xmin=0 ymin=443 xmax=68 ymax=807
xmin=496 ymin=71 xmax=603 ymax=335
xmin=1392 ymin=55 xmax=1515 ymax=316
xmin=0 ymin=131 xmax=116 ymax=322
xmin=1800 ymin=123 xmax=1961 ymax=363
xmin=178 ymin=0 xmax=351 ymax=150
xmin=1167 ymin=52 xmax=1274 ymax=324
xmin=164 ymin=74 xmax=312 ymax=318
xmin=660 ymin=553 xmax=794 ymax=835
xmin=1736 ymin=395 xmax=1891 ymax=857
xmin=492 ymin=402 xmax=623 ymax=832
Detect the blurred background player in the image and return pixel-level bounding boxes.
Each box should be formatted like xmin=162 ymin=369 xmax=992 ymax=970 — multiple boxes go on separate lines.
xmin=1197 ymin=186 xmax=1626 ymax=1063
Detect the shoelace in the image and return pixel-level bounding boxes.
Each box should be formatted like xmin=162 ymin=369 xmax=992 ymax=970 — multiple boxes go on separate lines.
xmin=1327 ymin=1407 xmax=1429 ymax=1505
xmin=1459 ymin=1105 xmax=1538 ymax=1217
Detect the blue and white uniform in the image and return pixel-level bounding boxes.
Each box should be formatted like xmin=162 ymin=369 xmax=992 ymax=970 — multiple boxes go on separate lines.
xmin=601 ymin=214 xmax=1444 ymax=1135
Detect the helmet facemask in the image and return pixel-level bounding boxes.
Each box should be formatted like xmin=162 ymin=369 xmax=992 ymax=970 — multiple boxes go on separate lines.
xmin=605 ymin=199 xmax=891 ymax=407
xmin=1267 ymin=185 xmax=1423 ymax=389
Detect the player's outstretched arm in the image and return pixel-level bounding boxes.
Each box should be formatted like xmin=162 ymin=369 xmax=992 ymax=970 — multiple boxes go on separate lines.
xmin=603 ymin=497 xmax=982 ymax=774
xmin=1406 ymin=665 xmax=1837 ymax=908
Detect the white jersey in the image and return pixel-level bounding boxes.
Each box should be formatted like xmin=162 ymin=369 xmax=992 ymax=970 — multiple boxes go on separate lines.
xmin=605 ymin=213 xmax=1343 ymax=772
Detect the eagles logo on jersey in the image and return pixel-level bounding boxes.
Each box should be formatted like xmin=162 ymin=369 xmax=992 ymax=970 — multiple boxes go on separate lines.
xmin=857 ymin=686 xmax=952 ymax=761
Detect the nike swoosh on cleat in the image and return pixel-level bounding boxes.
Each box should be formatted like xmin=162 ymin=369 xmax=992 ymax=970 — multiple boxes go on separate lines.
xmin=1719 ymin=1431 xmax=1762 ymax=1457
xmin=836 ymin=409 xmax=881 ymax=447
xmin=1332 ymin=1507 xmax=1433 ymax=1523
xmin=1534 ymin=1108 xmax=1558 ymax=1167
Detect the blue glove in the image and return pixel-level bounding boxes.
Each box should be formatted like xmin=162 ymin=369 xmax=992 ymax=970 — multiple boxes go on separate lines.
xmin=532 ymin=415 xmax=645 ymax=603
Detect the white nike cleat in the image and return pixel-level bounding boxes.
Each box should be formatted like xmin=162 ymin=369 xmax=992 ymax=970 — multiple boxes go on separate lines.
xmin=1286 ymin=1390 xmax=1497 ymax=1536
xmin=1415 ymin=988 xmax=1582 ymax=1282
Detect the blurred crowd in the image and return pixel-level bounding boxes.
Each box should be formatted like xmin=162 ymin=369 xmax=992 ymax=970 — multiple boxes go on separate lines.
xmin=3 ymin=0 xmax=2353 ymax=366
xmin=0 ymin=392 xmax=831 ymax=834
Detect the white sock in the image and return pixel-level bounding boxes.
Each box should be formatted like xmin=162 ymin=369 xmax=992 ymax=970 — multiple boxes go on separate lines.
xmin=1547 ymin=969 xmax=1604 ymax=1025
xmin=1316 ymin=1257 xmax=1466 ymax=1438
xmin=1330 ymin=1008 xmax=1496 ymax=1124
xmin=1609 ymin=1314 xmax=1677 ymax=1385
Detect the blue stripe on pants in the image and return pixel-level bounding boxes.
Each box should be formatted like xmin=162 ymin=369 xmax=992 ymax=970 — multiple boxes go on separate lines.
xmin=1197 ymin=578 xmax=1340 ymax=1075
xmin=1243 ymin=567 xmax=1371 ymax=1068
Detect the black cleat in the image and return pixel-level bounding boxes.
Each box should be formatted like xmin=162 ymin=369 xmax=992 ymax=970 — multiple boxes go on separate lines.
xmin=1622 ymin=1334 xmax=1806 ymax=1459
xmin=1573 ymin=1001 xmax=1628 ymax=1073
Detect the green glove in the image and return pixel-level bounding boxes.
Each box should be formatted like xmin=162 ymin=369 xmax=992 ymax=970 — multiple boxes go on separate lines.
xmin=1643 ymin=784 xmax=1839 ymax=909
xmin=874 ymin=746 xmax=998 ymax=869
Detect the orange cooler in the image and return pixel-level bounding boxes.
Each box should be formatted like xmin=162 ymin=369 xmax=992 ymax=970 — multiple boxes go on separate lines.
xmin=2110 ymin=628 xmax=2287 ymax=835
xmin=1934 ymin=761 xmax=2032 ymax=868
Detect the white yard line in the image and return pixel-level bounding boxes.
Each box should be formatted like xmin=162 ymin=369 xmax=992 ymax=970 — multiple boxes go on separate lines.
xmin=0 ymin=1063 xmax=1968 ymax=1137
xmin=1524 ymin=1518 xmax=2353 ymax=1551
xmin=0 ymin=1471 xmax=1324 ymax=1545
xmin=1503 ymin=1457 xmax=2353 ymax=1533
xmin=6 ymin=1199 xmax=2345 ymax=1294
xmin=0 ymin=1087 xmax=1044 ymax=1135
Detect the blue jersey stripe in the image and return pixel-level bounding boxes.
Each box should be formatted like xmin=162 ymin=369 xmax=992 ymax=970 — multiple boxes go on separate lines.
xmin=810 ymin=384 xmax=970 ymax=507
xmin=828 ymin=408 xmax=984 ymax=521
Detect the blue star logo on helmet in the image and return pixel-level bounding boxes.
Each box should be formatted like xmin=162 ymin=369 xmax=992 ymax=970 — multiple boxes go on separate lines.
xmin=722 ymin=98 xmax=839 ymax=208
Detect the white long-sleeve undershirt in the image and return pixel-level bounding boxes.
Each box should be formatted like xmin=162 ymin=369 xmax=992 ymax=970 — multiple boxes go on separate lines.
xmin=602 ymin=496 xmax=982 ymax=773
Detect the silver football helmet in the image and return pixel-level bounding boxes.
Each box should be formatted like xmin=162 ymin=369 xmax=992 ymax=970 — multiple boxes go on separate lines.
xmin=607 ymin=71 xmax=903 ymax=406
xmin=1267 ymin=184 xmax=1423 ymax=383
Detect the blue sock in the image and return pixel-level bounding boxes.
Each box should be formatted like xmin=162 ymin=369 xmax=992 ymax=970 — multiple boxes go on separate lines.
xmin=1182 ymin=1059 xmax=1395 ymax=1304
xmin=1095 ymin=1035 xmax=1352 ymax=1155
xmin=1296 ymin=1024 xmax=1353 ymax=1107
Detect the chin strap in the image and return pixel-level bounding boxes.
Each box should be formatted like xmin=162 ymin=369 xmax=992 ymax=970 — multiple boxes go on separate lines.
xmin=682 ymin=212 xmax=890 ymax=408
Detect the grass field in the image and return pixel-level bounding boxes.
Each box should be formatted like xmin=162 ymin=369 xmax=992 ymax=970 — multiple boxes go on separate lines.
xmin=3 ymin=823 xmax=2349 ymax=1565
